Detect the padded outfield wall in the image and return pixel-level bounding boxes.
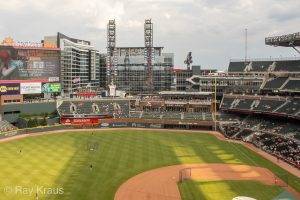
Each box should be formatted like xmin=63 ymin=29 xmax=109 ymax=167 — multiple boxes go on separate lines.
xmin=0 ymin=101 xmax=57 ymax=123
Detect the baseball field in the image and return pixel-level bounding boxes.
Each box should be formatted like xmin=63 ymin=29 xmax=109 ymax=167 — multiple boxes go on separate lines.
xmin=0 ymin=129 xmax=299 ymax=200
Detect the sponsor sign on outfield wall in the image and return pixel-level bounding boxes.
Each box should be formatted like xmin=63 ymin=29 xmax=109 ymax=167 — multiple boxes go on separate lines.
xmin=111 ymin=122 xmax=128 ymax=127
xmin=100 ymin=123 xmax=110 ymax=128
xmin=131 ymin=123 xmax=147 ymax=128
xmin=20 ymin=82 xmax=41 ymax=94
xmin=61 ymin=118 xmax=100 ymax=125
xmin=149 ymin=124 xmax=162 ymax=129
xmin=0 ymin=83 xmax=20 ymax=95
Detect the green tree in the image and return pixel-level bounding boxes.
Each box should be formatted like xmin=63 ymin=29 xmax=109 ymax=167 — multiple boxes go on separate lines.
xmin=40 ymin=117 xmax=47 ymax=126
xmin=27 ymin=119 xmax=33 ymax=128
xmin=32 ymin=118 xmax=38 ymax=127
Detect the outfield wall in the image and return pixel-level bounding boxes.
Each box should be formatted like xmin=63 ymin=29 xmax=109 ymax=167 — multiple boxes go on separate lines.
xmin=0 ymin=102 xmax=57 ymax=123
xmin=0 ymin=125 xmax=72 ymax=140
xmin=0 ymin=117 xmax=216 ymax=140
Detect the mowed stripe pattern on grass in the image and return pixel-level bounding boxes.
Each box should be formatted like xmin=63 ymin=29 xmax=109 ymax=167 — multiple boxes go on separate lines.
xmin=179 ymin=180 xmax=283 ymax=200
xmin=0 ymin=130 xmax=299 ymax=200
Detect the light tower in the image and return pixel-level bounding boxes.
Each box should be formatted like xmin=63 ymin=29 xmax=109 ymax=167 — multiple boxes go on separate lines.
xmin=107 ymin=19 xmax=117 ymax=96
xmin=144 ymin=19 xmax=154 ymax=92
xmin=265 ymin=32 xmax=300 ymax=55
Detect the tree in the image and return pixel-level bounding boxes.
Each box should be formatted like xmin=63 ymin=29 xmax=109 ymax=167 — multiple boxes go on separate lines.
xmin=40 ymin=117 xmax=47 ymax=126
xmin=27 ymin=119 xmax=33 ymax=128
xmin=32 ymin=118 xmax=38 ymax=127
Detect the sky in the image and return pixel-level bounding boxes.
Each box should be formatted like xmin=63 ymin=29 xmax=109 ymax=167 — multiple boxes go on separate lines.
xmin=0 ymin=0 xmax=300 ymax=70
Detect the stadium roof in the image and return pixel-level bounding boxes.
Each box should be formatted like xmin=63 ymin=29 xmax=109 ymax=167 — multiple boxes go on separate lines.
xmin=265 ymin=32 xmax=300 ymax=47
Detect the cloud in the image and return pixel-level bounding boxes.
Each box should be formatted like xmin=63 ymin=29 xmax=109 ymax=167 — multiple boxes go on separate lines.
xmin=0 ymin=0 xmax=299 ymax=69
xmin=0 ymin=0 xmax=27 ymax=11
xmin=164 ymin=13 xmax=171 ymax=19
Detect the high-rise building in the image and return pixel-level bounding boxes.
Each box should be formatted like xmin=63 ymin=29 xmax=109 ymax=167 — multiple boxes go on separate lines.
xmin=44 ymin=33 xmax=101 ymax=95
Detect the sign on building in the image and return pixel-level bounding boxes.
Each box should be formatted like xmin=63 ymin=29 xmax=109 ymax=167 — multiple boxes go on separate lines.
xmin=0 ymin=83 xmax=20 ymax=95
xmin=42 ymin=83 xmax=61 ymax=93
xmin=20 ymin=82 xmax=41 ymax=94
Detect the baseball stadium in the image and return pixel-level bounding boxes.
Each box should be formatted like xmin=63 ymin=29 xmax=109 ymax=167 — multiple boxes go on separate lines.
xmin=0 ymin=19 xmax=300 ymax=200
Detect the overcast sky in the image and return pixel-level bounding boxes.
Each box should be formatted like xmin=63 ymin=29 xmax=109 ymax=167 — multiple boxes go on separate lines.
xmin=0 ymin=0 xmax=299 ymax=70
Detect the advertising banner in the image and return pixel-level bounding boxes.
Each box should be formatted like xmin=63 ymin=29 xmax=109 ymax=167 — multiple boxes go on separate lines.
xmin=61 ymin=118 xmax=100 ymax=125
xmin=111 ymin=122 xmax=128 ymax=127
xmin=100 ymin=122 xmax=110 ymax=128
xmin=0 ymin=83 xmax=20 ymax=95
xmin=0 ymin=46 xmax=60 ymax=80
xmin=42 ymin=83 xmax=61 ymax=93
xmin=48 ymin=77 xmax=59 ymax=82
xmin=20 ymin=82 xmax=41 ymax=94
xmin=149 ymin=124 xmax=162 ymax=129
xmin=131 ymin=123 xmax=147 ymax=128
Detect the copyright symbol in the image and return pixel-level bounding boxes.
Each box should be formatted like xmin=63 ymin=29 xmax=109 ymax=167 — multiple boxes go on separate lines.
xmin=3 ymin=186 xmax=13 ymax=193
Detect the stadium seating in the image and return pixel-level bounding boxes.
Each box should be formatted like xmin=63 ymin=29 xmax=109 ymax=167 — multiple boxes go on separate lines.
xmin=253 ymin=99 xmax=285 ymax=113
xmin=183 ymin=112 xmax=212 ymax=120
xmin=219 ymin=122 xmax=242 ymax=138
xmin=275 ymin=60 xmax=300 ymax=72
xmin=250 ymin=61 xmax=274 ymax=72
xmin=262 ymin=77 xmax=288 ymax=90
xmin=234 ymin=129 xmax=253 ymax=140
xmin=252 ymin=133 xmax=299 ymax=167
xmin=162 ymin=112 xmax=182 ymax=119
xmin=219 ymin=113 xmax=300 ymax=168
xmin=228 ymin=59 xmax=300 ymax=73
xmin=228 ymin=61 xmax=247 ymax=72
xmin=143 ymin=111 xmax=162 ymax=119
xmin=221 ymin=95 xmax=300 ymax=118
xmin=133 ymin=111 xmax=213 ymax=121
xmin=274 ymin=98 xmax=300 ymax=115
xmin=281 ymin=79 xmax=300 ymax=91
xmin=217 ymin=113 xmax=245 ymax=122
xmin=0 ymin=120 xmax=17 ymax=132
xmin=232 ymin=99 xmax=253 ymax=110
xmin=57 ymin=101 xmax=71 ymax=115
xmin=129 ymin=111 xmax=142 ymax=118
xmin=57 ymin=99 xmax=130 ymax=118
xmin=220 ymin=97 xmax=235 ymax=110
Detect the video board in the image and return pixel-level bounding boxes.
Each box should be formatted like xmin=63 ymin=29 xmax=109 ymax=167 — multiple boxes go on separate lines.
xmin=0 ymin=46 xmax=60 ymax=80
xmin=42 ymin=83 xmax=61 ymax=93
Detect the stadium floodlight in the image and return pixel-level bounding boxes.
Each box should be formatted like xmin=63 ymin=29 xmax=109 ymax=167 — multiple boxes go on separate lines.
xmin=265 ymin=32 xmax=300 ymax=54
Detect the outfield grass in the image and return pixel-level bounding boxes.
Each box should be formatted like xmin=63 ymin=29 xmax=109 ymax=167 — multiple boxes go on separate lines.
xmin=0 ymin=130 xmax=299 ymax=199
xmin=178 ymin=180 xmax=283 ymax=200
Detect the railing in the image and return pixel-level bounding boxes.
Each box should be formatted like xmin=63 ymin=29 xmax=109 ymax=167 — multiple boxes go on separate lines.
xmin=230 ymin=57 xmax=300 ymax=62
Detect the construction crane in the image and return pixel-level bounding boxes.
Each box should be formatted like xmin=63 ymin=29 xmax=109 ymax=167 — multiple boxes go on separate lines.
xmin=107 ymin=19 xmax=117 ymax=96
xmin=144 ymin=19 xmax=154 ymax=93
